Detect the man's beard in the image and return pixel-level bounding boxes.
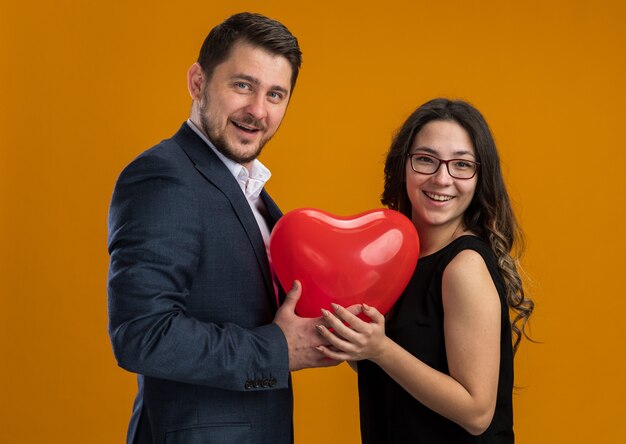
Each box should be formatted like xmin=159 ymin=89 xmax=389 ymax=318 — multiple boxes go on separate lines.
xmin=199 ymin=99 xmax=269 ymax=165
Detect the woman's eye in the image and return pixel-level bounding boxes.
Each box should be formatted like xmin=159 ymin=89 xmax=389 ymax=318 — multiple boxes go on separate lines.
xmin=415 ymin=156 xmax=434 ymax=164
xmin=453 ymin=160 xmax=472 ymax=169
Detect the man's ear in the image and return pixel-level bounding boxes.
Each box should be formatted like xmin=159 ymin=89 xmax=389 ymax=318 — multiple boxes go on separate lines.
xmin=187 ymin=63 xmax=205 ymax=101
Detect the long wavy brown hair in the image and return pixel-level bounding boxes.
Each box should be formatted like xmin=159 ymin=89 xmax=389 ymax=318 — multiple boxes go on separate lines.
xmin=381 ymin=98 xmax=533 ymax=354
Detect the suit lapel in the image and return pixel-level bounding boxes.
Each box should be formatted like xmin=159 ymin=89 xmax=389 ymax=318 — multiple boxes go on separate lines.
xmin=172 ymin=123 xmax=278 ymax=306
xmin=261 ymin=190 xmax=285 ymax=305
xmin=260 ymin=189 xmax=282 ymax=229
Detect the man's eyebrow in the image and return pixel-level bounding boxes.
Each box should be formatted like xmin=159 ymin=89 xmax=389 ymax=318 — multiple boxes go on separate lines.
xmin=233 ymin=74 xmax=260 ymax=85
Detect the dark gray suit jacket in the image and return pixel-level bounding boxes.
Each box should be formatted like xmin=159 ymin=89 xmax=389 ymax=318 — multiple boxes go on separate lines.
xmin=108 ymin=123 xmax=292 ymax=444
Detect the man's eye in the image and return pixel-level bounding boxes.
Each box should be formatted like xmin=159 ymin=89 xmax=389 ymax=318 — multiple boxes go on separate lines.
xmin=268 ymin=91 xmax=283 ymax=101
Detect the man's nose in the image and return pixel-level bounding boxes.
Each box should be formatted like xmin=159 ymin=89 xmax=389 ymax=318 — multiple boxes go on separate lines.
xmin=244 ymin=93 xmax=268 ymax=120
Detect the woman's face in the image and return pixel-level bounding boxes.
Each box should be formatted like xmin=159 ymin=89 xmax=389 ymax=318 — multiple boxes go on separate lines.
xmin=405 ymin=120 xmax=478 ymax=233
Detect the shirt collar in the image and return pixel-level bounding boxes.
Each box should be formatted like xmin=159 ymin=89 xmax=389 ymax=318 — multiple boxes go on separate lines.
xmin=186 ymin=119 xmax=271 ymax=200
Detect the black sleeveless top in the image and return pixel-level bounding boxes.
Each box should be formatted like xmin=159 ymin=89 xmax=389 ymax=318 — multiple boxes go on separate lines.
xmin=358 ymin=236 xmax=514 ymax=443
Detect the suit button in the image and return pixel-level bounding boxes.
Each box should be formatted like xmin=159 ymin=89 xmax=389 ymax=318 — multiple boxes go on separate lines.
xmin=262 ymin=378 xmax=270 ymax=388
xmin=253 ymin=378 xmax=262 ymax=388
xmin=244 ymin=380 xmax=253 ymax=389
xmin=269 ymin=377 xmax=277 ymax=387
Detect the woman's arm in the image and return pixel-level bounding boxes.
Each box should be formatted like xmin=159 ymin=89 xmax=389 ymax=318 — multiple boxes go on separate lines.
xmin=316 ymin=249 xmax=501 ymax=435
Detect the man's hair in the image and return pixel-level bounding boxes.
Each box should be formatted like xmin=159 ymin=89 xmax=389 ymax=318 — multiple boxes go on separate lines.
xmin=197 ymin=12 xmax=302 ymax=91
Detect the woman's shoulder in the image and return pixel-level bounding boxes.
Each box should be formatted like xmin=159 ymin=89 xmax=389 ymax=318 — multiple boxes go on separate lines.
xmin=441 ymin=235 xmax=496 ymax=265
xmin=441 ymin=240 xmax=502 ymax=313
xmin=435 ymin=236 xmax=500 ymax=283
xmin=442 ymin=235 xmax=506 ymax=301
xmin=444 ymin=248 xmax=490 ymax=282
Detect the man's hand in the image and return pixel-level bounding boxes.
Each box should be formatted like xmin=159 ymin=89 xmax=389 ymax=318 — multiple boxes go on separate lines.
xmin=273 ymin=281 xmax=340 ymax=371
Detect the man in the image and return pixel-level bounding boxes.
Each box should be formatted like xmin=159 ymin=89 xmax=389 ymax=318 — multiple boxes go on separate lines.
xmin=108 ymin=12 xmax=334 ymax=444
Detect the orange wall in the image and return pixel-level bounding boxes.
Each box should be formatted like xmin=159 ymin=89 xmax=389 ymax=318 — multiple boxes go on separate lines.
xmin=2 ymin=1 xmax=625 ymax=443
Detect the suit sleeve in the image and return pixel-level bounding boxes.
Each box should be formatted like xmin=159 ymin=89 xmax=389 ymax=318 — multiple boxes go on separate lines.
xmin=107 ymin=152 xmax=289 ymax=391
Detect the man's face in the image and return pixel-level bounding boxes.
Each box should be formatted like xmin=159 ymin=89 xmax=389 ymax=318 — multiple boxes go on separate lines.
xmin=197 ymin=41 xmax=293 ymax=166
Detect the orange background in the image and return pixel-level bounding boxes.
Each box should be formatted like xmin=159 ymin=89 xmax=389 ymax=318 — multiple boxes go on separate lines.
xmin=2 ymin=1 xmax=625 ymax=443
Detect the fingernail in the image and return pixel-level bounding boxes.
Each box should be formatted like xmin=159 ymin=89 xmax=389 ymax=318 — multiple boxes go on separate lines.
xmin=363 ymin=303 xmax=370 ymax=310
xmin=321 ymin=308 xmax=330 ymax=317
xmin=316 ymin=325 xmax=324 ymax=332
xmin=331 ymin=303 xmax=339 ymax=310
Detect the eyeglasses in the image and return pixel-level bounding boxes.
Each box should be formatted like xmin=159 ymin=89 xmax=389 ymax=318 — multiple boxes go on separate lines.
xmin=407 ymin=153 xmax=480 ymax=180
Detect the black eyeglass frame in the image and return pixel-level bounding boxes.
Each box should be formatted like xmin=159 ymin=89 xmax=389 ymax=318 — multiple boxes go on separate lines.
xmin=407 ymin=153 xmax=480 ymax=180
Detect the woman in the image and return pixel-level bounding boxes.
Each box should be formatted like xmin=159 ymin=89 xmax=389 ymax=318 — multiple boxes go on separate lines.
xmin=316 ymin=98 xmax=533 ymax=443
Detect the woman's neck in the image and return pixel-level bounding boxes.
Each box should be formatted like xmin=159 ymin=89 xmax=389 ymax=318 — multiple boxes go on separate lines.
xmin=416 ymin=222 xmax=472 ymax=258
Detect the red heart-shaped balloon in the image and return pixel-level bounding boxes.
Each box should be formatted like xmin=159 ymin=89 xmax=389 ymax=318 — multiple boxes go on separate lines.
xmin=269 ymin=208 xmax=420 ymax=318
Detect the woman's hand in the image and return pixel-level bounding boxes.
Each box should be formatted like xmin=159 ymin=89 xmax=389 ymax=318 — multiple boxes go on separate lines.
xmin=315 ymin=303 xmax=389 ymax=362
